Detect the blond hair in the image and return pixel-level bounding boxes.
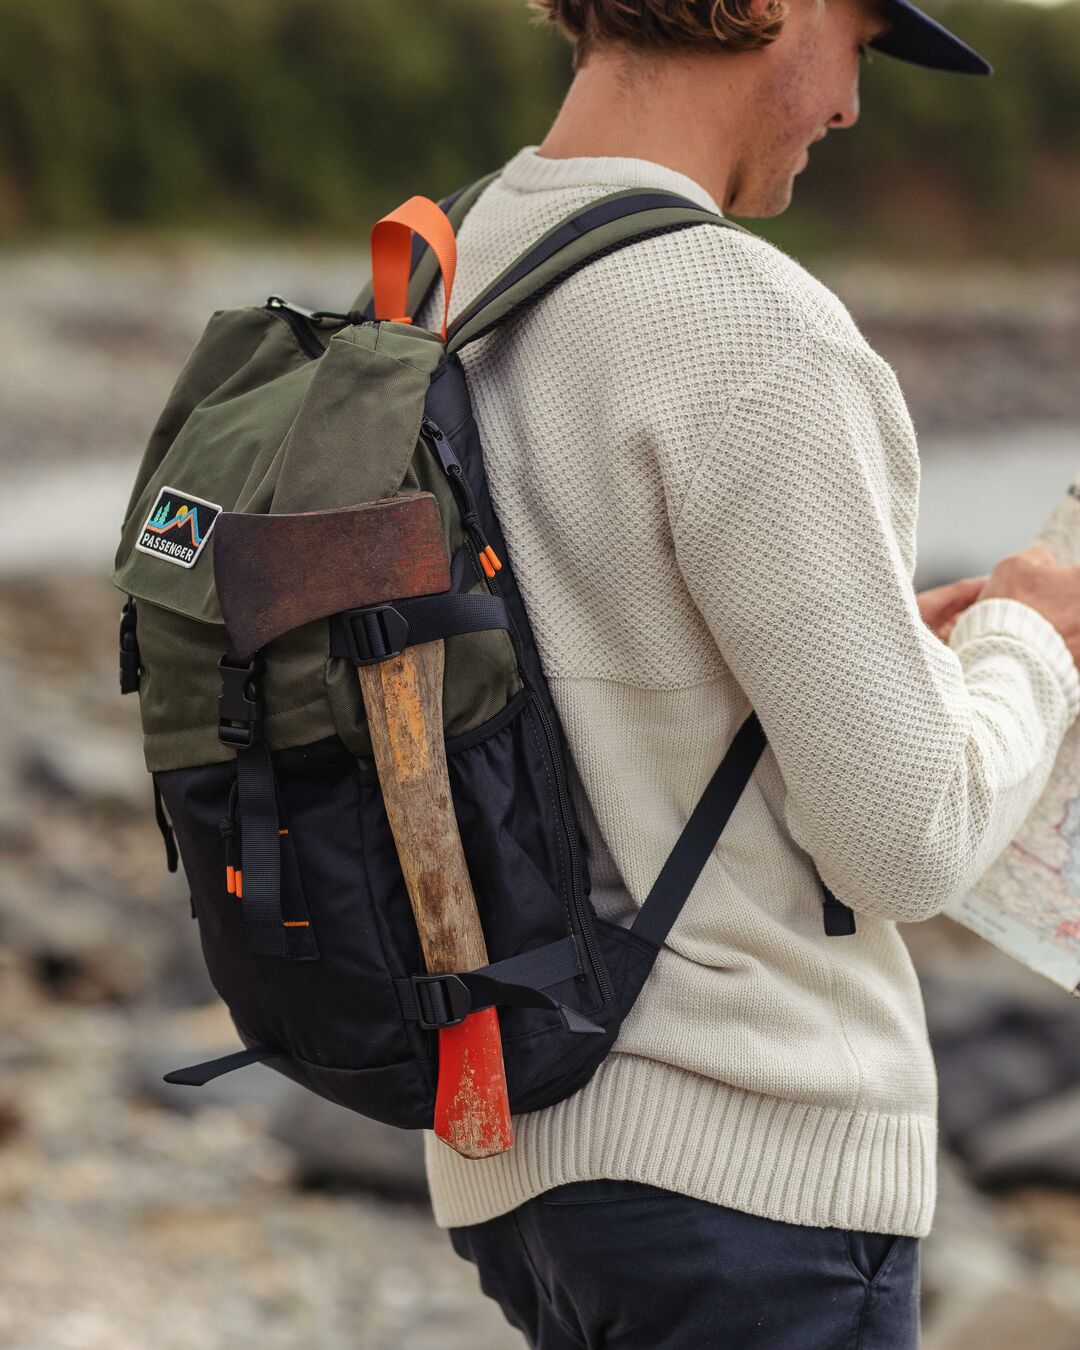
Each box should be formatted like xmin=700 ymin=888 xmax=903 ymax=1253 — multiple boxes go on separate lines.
xmin=527 ymin=0 xmax=790 ymax=70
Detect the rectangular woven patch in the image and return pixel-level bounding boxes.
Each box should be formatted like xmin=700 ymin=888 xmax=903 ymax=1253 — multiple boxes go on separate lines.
xmin=136 ymin=486 xmax=222 ymax=569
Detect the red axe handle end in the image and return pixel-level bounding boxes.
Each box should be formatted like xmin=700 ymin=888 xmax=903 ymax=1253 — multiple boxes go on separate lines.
xmin=357 ymin=641 xmax=513 ymax=1158
xmin=433 ymin=1010 xmax=515 ymax=1159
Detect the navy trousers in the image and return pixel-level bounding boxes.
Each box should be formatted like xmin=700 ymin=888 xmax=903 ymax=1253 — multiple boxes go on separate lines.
xmin=449 ymin=1179 xmax=920 ymax=1349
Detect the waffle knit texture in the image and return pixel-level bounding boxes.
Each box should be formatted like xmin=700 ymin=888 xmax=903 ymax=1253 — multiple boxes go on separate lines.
xmin=412 ymin=146 xmax=1080 ymax=1238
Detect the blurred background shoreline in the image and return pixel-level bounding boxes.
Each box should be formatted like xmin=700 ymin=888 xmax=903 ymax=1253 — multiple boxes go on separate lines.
xmin=2 ymin=1 xmax=1079 ymax=1347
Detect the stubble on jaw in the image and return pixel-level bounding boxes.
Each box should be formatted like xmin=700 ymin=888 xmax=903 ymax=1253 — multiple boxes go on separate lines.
xmin=728 ymin=18 xmax=823 ymax=217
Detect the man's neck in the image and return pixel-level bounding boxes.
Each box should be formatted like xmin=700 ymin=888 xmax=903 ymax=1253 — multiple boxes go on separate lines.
xmin=536 ymin=48 xmax=744 ymax=211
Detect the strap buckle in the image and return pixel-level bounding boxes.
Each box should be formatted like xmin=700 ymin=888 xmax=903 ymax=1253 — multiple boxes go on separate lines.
xmin=339 ymin=604 xmax=410 ymax=665
xmin=410 ymin=972 xmax=473 ymax=1030
xmin=218 ymin=653 xmax=264 ymax=749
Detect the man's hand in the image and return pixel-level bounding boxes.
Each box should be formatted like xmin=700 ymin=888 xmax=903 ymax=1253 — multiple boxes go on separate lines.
xmin=976 ymin=545 xmax=1080 ymax=672
xmin=917 ymin=576 xmax=988 ymax=643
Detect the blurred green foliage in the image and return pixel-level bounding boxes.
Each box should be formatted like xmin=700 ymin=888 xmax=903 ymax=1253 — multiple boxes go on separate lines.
xmin=0 ymin=0 xmax=567 ymax=235
xmin=0 ymin=0 xmax=1077 ymax=259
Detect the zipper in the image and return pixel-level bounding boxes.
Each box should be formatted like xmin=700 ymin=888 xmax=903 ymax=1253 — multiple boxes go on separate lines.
xmin=265 ymin=296 xmax=362 ymax=360
xmin=525 ymin=688 xmax=613 ymax=1003
xmin=420 ymin=418 xmax=503 ymax=580
xmin=421 ymin=416 xmax=613 ymax=1004
xmin=265 ymin=297 xmax=326 ymax=359
xmin=220 ymin=778 xmax=241 ymax=897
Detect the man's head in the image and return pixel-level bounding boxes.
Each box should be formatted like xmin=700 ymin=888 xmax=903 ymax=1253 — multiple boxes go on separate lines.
xmin=529 ymin=0 xmax=989 ymax=219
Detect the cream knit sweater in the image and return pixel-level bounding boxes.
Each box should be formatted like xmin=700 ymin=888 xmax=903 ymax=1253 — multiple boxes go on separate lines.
xmin=412 ymin=146 xmax=1080 ymax=1238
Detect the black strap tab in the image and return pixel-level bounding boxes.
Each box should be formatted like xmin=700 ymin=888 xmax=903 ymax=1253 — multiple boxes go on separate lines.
xmin=821 ymin=882 xmax=858 ymax=936
xmin=235 ymin=742 xmax=289 ymax=958
xmin=152 ymin=778 xmax=179 ymax=873
xmin=163 ymin=1044 xmax=276 ymax=1086
xmin=329 ymin=592 xmax=509 ymax=665
xmin=119 ymin=598 xmax=141 ymax=694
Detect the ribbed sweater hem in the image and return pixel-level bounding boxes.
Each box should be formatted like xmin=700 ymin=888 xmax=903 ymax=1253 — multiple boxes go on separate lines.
xmin=424 ymin=1052 xmax=937 ymax=1238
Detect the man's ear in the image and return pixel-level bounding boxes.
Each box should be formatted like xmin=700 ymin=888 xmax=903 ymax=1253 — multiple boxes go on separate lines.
xmin=745 ymin=0 xmax=798 ymax=25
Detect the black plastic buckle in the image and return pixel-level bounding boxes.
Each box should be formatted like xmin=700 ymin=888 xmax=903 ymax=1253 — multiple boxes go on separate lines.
xmin=410 ymin=972 xmax=472 ymax=1030
xmin=340 ymin=604 xmax=410 ymax=665
xmin=119 ymin=599 xmax=141 ymax=694
xmin=218 ymin=653 xmax=264 ymax=749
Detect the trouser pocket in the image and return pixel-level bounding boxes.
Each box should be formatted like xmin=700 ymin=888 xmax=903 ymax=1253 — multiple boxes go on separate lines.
xmin=846 ymin=1229 xmax=906 ymax=1285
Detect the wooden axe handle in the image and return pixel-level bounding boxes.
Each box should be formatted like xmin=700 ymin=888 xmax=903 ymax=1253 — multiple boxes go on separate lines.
xmin=357 ymin=640 xmax=513 ymax=1159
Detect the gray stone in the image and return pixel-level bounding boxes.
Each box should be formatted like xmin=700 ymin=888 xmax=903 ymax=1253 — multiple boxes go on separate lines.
xmin=270 ymin=1092 xmax=427 ymax=1198
xmin=924 ymin=1287 xmax=1080 ymax=1350
xmin=18 ymin=731 xmax=149 ymax=816
xmin=966 ymin=1084 xmax=1080 ymax=1190
xmin=127 ymin=1043 xmax=298 ymax=1119
xmin=921 ymin=1155 xmax=1080 ymax=1350
xmin=130 ymin=1033 xmax=427 ymax=1199
xmin=918 ymin=958 xmax=1080 ymax=1153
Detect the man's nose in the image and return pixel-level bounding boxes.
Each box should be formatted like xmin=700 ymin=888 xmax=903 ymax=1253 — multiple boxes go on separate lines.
xmin=830 ymin=84 xmax=861 ymax=131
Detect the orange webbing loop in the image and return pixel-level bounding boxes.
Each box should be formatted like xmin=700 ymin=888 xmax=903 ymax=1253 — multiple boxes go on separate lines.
xmin=370 ymin=196 xmax=457 ymax=341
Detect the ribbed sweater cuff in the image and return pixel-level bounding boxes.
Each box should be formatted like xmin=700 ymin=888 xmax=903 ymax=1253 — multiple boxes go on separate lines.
xmin=424 ymin=1054 xmax=937 ymax=1238
xmin=949 ymin=596 xmax=1080 ymax=723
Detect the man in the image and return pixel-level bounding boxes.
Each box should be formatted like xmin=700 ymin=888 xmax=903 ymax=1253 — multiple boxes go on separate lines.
xmin=412 ymin=2 xmax=1080 ymax=1345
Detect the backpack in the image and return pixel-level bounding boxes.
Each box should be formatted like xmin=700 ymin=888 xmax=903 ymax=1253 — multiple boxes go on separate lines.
xmin=113 ymin=171 xmax=855 ymax=1153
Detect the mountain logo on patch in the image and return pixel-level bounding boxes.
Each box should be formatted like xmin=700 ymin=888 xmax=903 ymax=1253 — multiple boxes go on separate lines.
xmin=135 ymin=486 xmax=222 ymax=568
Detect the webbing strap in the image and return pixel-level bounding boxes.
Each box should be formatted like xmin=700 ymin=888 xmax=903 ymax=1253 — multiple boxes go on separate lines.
xmin=371 ymin=195 xmax=457 ymax=340
xmin=396 ymin=934 xmax=604 ymax=1036
xmin=328 ymin=591 xmax=509 ymax=665
xmin=631 ymin=712 xmax=768 ymax=949
xmin=235 ymin=742 xmax=289 ymax=958
xmin=630 ymin=714 xmax=856 ymax=944
xmin=352 ymin=171 xmax=501 ymax=319
xmin=446 ymin=191 xmax=747 ymax=354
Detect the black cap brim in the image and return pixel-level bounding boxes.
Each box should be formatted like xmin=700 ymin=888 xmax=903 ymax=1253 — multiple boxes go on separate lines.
xmin=870 ymin=0 xmax=993 ymax=76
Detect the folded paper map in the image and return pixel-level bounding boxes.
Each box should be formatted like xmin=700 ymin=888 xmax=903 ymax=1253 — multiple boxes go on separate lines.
xmin=946 ymin=476 xmax=1080 ymax=994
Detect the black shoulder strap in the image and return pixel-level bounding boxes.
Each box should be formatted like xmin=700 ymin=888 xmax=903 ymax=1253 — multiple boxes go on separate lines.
xmin=445 ymin=188 xmax=749 ymax=354
xmin=356 ymin=175 xmax=750 ymax=356
xmin=631 ymin=713 xmax=766 ymax=948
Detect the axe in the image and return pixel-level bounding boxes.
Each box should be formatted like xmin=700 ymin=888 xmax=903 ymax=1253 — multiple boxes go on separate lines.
xmin=214 ymin=493 xmax=514 ymax=1158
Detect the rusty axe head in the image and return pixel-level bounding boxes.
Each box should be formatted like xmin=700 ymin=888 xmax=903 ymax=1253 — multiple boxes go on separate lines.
xmin=213 ymin=493 xmax=449 ymax=655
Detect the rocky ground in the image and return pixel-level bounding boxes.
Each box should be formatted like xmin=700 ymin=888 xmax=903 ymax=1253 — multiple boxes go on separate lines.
xmin=2 ymin=244 xmax=1080 ymax=1348
xmin=0 ymin=574 xmax=519 ymax=1350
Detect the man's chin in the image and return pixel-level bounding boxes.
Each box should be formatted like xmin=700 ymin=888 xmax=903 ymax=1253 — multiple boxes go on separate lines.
xmin=727 ymin=180 xmax=794 ymax=219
